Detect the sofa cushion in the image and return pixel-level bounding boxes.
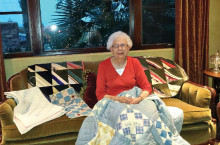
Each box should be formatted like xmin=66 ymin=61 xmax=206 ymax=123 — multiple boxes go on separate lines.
xmin=136 ymin=57 xmax=189 ymax=98
xmin=27 ymin=61 xmax=84 ymax=101
xmin=162 ymin=98 xmax=211 ymax=124
xmin=3 ymin=115 xmax=86 ymax=141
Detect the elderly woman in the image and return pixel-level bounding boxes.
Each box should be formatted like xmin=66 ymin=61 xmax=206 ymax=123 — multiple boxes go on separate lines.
xmin=76 ymin=31 xmax=189 ymax=145
xmin=96 ymin=31 xmax=152 ymax=104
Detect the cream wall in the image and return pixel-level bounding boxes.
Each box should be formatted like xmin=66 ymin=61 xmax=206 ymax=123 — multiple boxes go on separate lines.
xmin=208 ymin=0 xmax=220 ymax=86
xmin=4 ymin=48 xmax=174 ymax=80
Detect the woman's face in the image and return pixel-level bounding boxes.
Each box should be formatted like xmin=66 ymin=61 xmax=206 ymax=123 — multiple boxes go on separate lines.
xmin=110 ymin=37 xmax=131 ymax=59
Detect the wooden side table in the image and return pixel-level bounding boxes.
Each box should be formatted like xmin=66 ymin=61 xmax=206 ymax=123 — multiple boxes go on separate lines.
xmin=204 ymin=69 xmax=220 ymax=140
xmin=204 ymin=69 xmax=220 ymax=99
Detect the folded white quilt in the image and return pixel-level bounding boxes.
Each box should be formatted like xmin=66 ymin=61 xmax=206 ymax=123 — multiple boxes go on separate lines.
xmin=4 ymin=87 xmax=66 ymax=134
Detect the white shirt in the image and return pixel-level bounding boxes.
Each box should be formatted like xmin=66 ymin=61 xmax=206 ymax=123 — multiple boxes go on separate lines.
xmin=116 ymin=68 xmax=125 ymax=76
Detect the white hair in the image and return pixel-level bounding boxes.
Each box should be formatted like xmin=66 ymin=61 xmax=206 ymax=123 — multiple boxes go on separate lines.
xmin=106 ymin=31 xmax=133 ymax=50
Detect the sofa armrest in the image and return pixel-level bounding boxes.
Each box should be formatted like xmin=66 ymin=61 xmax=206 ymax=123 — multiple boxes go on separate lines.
xmin=178 ymin=81 xmax=217 ymax=119
xmin=0 ymin=99 xmax=16 ymax=127
xmin=7 ymin=68 xmax=28 ymax=91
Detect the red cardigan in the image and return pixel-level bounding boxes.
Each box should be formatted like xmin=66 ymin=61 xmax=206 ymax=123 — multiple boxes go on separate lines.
xmin=96 ymin=56 xmax=152 ymax=100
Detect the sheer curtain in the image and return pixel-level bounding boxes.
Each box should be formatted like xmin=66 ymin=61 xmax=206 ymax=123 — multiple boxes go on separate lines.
xmin=175 ymin=0 xmax=210 ymax=85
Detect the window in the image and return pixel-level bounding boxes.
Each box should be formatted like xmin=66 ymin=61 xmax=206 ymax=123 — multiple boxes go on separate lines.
xmin=0 ymin=0 xmax=31 ymax=54
xmin=0 ymin=0 xmax=175 ymax=58
xmin=142 ymin=0 xmax=175 ymax=45
xmin=40 ymin=0 xmax=129 ymax=51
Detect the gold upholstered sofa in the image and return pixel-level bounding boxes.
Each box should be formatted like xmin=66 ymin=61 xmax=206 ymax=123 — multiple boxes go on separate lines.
xmin=0 ymin=57 xmax=218 ymax=145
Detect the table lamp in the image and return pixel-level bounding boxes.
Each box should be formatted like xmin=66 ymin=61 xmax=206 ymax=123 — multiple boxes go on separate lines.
xmin=209 ymin=50 xmax=220 ymax=73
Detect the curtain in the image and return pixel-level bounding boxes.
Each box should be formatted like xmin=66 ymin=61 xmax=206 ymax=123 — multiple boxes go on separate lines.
xmin=0 ymin=27 xmax=6 ymax=101
xmin=175 ymin=0 xmax=210 ymax=85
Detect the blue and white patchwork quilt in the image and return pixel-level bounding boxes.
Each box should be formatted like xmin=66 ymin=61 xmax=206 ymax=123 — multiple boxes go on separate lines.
xmin=76 ymin=93 xmax=189 ymax=145
xmin=49 ymin=87 xmax=92 ymax=118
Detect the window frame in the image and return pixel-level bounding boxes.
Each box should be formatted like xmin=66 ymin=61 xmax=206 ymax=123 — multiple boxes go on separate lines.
xmin=1 ymin=0 xmax=174 ymax=58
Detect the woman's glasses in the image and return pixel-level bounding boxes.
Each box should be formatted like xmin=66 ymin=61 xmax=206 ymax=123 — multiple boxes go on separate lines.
xmin=112 ymin=43 xmax=128 ymax=49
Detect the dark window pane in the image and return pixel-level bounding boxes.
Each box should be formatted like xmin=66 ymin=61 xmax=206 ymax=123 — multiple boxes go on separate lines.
xmin=0 ymin=0 xmax=27 ymax=12
xmin=40 ymin=0 xmax=129 ymax=51
xmin=0 ymin=14 xmax=31 ymax=53
xmin=142 ymin=0 xmax=175 ymax=45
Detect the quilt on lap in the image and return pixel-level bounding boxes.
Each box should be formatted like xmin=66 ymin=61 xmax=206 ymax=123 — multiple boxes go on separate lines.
xmin=76 ymin=95 xmax=189 ymax=145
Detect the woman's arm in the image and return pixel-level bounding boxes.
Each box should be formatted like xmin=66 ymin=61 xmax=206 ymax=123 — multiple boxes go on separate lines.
xmin=96 ymin=63 xmax=108 ymax=100
xmin=104 ymin=95 xmax=132 ymax=103
xmin=129 ymin=58 xmax=152 ymax=104
xmin=138 ymin=90 xmax=150 ymax=100
xmin=129 ymin=90 xmax=150 ymax=104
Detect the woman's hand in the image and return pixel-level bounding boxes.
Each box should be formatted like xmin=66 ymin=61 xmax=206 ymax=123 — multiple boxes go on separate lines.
xmin=118 ymin=97 xmax=132 ymax=104
xmin=129 ymin=97 xmax=142 ymax=104
xmin=104 ymin=95 xmax=132 ymax=104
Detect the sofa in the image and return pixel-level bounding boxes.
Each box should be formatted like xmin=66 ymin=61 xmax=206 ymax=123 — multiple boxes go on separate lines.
xmin=0 ymin=56 xmax=218 ymax=145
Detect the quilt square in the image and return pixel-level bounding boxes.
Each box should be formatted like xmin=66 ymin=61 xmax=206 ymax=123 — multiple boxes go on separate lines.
xmin=135 ymin=57 xmax=149 ymax=70
xmin=68 ymin=69 xmax=83 ymax=84
xmin=131 ymin=134 xmax=136 ymax=142
xmin=153 ymin=84 xmax=172 ymax=98
xmin=161 ymin=58 xmax=177 ymax=69
xmin=123 ymin=127 xmax=131 ymax=135
xmin=136 ymin=126 xmax=144 ymax=134
xmin=35 ymin=71 xmax=52 ymax=87
xmin=120 ymin=114 xmax=128 ymax=121
xmin=150 ymin=69 xmax=167 ymax=85
xmin=164 ymin=68 xmax=184 ymax=83
xmin=117 ymin=122 xmax=122 ymax=130
xmin=69 ymin=84 xmax=83 ymax=93
xmin=134 ymin=113 xmax=143 ymax=119
xmin=39 ymin=86 xmax=53 ymax=101
xmin=66 ymin=103 xmax=91 ymax=118
xmin=165 ymin=140 xmax=172 ymax=145
xmin=156 ymin=121 xmax=162 ymax=129
xmin=143 ymin=119 xmax=150 ymax=127
xmin=52 ymin=62 xmax=68 ymax=70
xmin=168 ymin=80 xmax=184 ymax=96
xmin=52 ymin=70 xmax=68 ymax=85
xmin=52 ymin=85 xmax=69 ymax=94
xmin=161 ymin=130 xmax=167 ymax=138
xmin=145 ymin=57 xmax=164 ymax=69
xmin=67 ymin=61 xmax=83 ymax=69
xmin=27 ymin=65 xmax=35 ymax=72
xmin=127 ymin=108 xmax=134 ymax=113
xmin=35 ymin=63 xmax=51 ymax=72
xmin=52 ymin=84 xmax=82 ymax=94
xmin=144 ymin=70 xmax=152 ymax=84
